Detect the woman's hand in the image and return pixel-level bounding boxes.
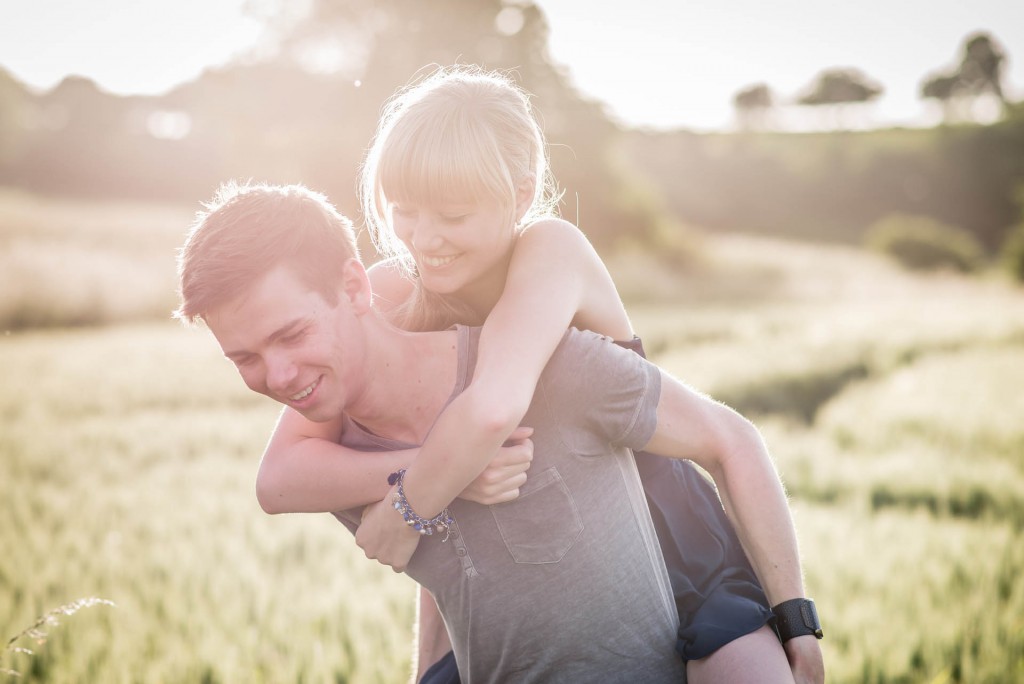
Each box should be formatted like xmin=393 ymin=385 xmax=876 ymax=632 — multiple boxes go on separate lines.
xmin=356 ymin=486 xmax=422 ymax=572
xmin=458 ymin=427 xmax=534 ymax=505
xmin=354 ymin=427 xmax=533 ymax=571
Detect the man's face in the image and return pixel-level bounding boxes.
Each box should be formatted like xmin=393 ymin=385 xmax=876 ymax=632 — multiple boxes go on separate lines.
xmin=205 ymin=265 xmax=366 ymax=422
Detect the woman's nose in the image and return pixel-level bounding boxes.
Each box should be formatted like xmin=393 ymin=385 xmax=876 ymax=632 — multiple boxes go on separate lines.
xmin=410 ymin=216 xmax=444 ymax=253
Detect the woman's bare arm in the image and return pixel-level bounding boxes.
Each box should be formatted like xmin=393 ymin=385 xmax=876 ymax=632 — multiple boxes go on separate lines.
xmin=356 ymin=219 xmax=633 ymax=566
xmin=256 ymin=408 xmax=412 ymax=513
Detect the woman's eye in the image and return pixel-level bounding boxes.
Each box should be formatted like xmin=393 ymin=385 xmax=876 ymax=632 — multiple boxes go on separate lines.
xmin=441 ymin=214 xmax=469 ymax=224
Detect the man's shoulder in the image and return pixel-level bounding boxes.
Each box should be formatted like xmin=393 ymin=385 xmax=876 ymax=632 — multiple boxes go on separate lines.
xmin=537 ymin=328 xmax=650 ymax=401
xmin=550 ymin=327 xmax=634 ymax=368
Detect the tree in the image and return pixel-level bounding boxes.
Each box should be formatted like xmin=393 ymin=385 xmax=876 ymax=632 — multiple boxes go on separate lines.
xmin=960 ymin=32 xmax=1006 ymax=103
xmin=919 ymin=31 xmax=1008 ymax=124
xmin=733 ymin=83 xmax=773 ymax=131
xmin=797 ymin=68 xmax=883 ymax=129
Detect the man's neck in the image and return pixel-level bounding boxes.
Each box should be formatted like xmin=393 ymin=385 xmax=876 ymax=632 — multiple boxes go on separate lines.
xmin=346 ymin=325 xmax=460 ymax=445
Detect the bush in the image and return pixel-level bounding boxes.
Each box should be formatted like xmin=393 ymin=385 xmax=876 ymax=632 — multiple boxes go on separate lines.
xmin=866 ymin=213 xmax=985 ymax=272
xmin=1000 ymin=222 xmax=1024 ymax=283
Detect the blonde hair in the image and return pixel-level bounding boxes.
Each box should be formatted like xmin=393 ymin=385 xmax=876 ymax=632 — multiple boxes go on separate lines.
xmin=175 ymin=181 xmax=359 ymax=323
xmin=360 ymin=65 xmax=559 ymax=271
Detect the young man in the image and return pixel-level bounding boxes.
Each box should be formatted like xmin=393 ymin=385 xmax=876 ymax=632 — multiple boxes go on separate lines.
xmin=176 ymin=183 xmax=824 ymax=683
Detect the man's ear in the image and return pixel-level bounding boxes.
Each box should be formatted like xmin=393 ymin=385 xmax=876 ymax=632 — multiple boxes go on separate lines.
xmin=514 ymin=177 xmax=536 ymax=224
xmin=339 ymin=258 xmax=373 ymax=314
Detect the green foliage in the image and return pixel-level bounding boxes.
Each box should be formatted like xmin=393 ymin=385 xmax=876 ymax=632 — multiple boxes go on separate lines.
xmin=1000 ymin=222 xmax=1024 ymax=282
xmin=866 ymin=213 xmax=985 ymax=272
xmin=623 ymin=116 xmax=1024 ymax=252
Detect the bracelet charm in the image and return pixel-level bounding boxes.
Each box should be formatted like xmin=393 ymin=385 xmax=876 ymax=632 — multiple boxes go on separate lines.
xmin=388 ymin=469 xmax=455 ymax=542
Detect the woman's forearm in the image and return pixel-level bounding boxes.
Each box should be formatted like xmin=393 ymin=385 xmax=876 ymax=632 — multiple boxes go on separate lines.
xmin=397 ymin=378 xmax=532 ymax=517
xmin=257 ymin=438 xmax=414 ymax=514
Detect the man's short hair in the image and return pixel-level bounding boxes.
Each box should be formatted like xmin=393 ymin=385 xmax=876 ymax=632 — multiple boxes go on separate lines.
xmin=175 ymin=182 xmax=359 ymax=323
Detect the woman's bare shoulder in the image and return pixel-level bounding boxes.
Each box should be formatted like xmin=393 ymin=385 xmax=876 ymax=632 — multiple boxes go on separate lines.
xmin=516 ymin=218 xmax=604 ymax=269
xmin=517 ymin=220 xmax=631 ymax=338
xmin=519 ymin=217 xmax=587 ymax=242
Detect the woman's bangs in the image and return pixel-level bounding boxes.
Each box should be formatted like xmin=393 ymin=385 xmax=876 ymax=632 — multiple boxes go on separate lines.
xmin=379 ymin=114 xmax=509 ymax=209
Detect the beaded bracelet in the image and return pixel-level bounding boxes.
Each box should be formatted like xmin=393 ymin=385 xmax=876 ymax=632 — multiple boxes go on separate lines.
xmin=388 ymin=469 xmax=455 ymax=541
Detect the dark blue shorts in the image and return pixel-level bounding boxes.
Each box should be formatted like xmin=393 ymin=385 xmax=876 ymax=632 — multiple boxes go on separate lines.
xmin=419 ymin=650 xmax=459 ymax=684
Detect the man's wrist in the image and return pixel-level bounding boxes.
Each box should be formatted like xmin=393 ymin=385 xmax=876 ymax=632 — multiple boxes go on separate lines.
xmin=771 ymin=598 xmax=823 ymax=642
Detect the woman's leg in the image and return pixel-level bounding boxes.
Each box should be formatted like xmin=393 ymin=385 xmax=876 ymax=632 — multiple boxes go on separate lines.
xmin=686 ymin=625 xmax=794 ymax=684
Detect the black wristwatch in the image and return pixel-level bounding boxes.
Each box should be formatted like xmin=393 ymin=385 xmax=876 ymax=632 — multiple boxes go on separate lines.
xmin=771 ymin=598 xmax=823 ymax=642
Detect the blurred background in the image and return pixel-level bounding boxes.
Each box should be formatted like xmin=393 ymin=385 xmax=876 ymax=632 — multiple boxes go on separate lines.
xmin=1 ymin=1 xmax=1023 ymax=682
xmin=1 ymin=0 xmax=1023 ymax=263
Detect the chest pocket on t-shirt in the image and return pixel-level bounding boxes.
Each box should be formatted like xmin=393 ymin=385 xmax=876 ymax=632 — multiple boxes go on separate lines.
xmin=489 ymin=466 xmax=584 ymax=564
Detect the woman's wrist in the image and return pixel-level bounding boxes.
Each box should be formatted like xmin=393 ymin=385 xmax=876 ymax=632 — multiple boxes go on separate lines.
xmin=388 ymin=469 xmax=455 ymax=541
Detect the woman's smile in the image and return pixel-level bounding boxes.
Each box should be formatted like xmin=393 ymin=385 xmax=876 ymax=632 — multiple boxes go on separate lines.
xmin=419 ymin=252 xmax=460 ymax=270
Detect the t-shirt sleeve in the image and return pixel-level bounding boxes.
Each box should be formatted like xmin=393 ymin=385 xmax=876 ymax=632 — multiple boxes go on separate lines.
xmin=542 ymin=329 xmax=662 ymax=454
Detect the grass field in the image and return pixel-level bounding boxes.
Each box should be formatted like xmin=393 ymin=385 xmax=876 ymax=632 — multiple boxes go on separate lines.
xmin=2 ymin=192 xmax=1023 ymax=682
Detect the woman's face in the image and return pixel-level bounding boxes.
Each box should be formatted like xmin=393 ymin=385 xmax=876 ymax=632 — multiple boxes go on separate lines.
xmin=390 ymin=196 xmax=515 ymax=308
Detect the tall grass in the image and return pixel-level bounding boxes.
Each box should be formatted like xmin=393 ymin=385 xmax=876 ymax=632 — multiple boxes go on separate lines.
xmin=3 ymin=194 xmax=1023 ymax=681
xmin=1 ymin=324 xmax=416 ymax=683
xmin=0 ymin=190 xmax=191 ymax=330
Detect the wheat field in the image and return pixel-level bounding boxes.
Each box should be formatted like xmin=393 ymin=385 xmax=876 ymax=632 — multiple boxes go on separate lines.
xmin=2 ymin=193 xmax=1022 ymax=682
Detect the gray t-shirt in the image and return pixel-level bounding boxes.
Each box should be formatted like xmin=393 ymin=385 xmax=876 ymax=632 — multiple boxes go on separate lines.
xmin=334 ymin=326 xmax=683 ymax=683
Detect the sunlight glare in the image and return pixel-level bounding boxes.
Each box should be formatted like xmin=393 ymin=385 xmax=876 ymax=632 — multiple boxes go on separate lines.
xmin=146 ymin=110 xmax=192 ymax=140
xmin=495 ymin=7 xmax=526 ymax=37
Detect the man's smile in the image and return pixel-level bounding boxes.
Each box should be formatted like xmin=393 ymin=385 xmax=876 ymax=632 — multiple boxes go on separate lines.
xmin=289 ymin=376 xmax=321 ymax=403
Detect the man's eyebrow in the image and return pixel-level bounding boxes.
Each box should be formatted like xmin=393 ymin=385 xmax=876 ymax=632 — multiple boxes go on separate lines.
xmin=223 ymin=318 xmax=308 ymax=359
xmin=267 ymin=318 xmax=308 ymax=342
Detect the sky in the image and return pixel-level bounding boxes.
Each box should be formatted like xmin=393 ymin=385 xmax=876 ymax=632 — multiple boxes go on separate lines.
xmin=1 ymin=0 xmax=1022 ymax=132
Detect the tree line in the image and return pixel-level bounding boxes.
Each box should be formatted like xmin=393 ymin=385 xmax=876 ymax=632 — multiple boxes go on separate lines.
xmin=734 ymin=32 xmax=1009 ymax=130
xmin=0 ymin=0 xmax=1020 ymax=260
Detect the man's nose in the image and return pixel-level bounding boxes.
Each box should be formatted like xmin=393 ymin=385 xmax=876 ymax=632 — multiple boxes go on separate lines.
xmin=264 ymin=353 xmax=298 ymax=395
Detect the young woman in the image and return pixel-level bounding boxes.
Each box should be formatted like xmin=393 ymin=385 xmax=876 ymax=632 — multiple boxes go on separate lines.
xmin=257 ymin=66 xmax=821 ymax=683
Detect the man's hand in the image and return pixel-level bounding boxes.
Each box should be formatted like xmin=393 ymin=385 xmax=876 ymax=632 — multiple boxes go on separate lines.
xmin=784 ymin=635 xmax=824 ymax=684
xmin=355 ymin=485 xmax=421 ymax=572
xmin=459 ymin=427 xmax=534 ymax=505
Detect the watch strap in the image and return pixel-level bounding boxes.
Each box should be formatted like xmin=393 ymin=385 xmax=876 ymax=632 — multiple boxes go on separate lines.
xmin=771 ymin=598 xmax=823 ymax=642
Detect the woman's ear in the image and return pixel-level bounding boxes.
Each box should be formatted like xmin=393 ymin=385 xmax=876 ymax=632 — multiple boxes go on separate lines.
xmin=514 ymin=177 xmax=536 ymax=224
xmin=339 ymin=257 xmax=373 ymax=314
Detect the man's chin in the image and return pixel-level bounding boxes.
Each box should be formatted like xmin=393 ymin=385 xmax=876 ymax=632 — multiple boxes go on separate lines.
xmin=293 ymin=406 xmax=330 ymax=422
